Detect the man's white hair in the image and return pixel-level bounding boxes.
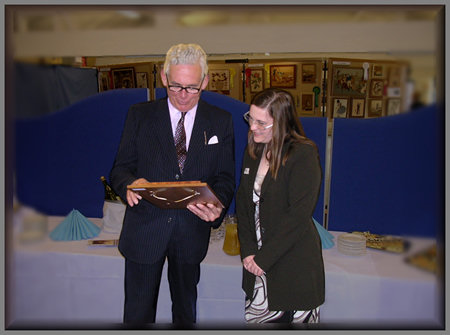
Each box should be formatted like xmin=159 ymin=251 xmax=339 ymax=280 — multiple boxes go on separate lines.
xmin=163 ymin=43 xmax=208 ymax=78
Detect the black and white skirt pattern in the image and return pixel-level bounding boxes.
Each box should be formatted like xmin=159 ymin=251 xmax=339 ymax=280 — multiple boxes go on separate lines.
xmin=244 ymin=274 xmax=320 ymax=323
xmin=245 ymin=181 xmax=320 ymax=324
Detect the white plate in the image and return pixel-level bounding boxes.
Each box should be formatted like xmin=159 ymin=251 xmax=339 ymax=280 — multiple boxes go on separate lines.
xmin=338 ymin=233 xmax=366 ymax=244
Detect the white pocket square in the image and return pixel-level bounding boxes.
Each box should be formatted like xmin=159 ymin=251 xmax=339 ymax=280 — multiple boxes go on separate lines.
xmin=208 ymin=135 xmax=218 ymax=145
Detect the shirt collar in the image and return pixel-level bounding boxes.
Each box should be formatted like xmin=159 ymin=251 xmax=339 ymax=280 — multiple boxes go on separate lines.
xmin=167 ymin=99 xmax=198 ymax=122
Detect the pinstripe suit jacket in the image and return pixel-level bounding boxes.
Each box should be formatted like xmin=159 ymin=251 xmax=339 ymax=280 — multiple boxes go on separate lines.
xmin=110 ymin=97 xmax=235 ymax=264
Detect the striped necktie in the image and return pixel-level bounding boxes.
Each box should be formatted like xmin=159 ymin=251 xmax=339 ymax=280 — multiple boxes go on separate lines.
xmin=174 ymin=111 xmax=187 ymax=173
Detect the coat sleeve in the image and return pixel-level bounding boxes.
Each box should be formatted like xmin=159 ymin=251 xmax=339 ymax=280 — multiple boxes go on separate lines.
xmin=236 ymin=149 xmax=259 ymax=260
xmin=253 ymin=143 xmax=322 ymax=273
xmin=109 ymin=104 xmax=141 ymax=201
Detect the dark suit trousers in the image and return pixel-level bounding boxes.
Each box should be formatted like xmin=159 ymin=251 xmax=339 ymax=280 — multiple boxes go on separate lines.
xmin=123 ymin=237 xmax=201 ymax=325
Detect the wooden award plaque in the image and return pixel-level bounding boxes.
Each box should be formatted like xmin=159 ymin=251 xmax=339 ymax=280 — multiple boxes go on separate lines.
xmin=127 ymin=181 xmax=224 ymax=209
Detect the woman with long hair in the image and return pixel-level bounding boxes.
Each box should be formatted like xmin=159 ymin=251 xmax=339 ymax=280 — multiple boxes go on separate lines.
xmin=236 ymin=88 xmax=325 ymax=324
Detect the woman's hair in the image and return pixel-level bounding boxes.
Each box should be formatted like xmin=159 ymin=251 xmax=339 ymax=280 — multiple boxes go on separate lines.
xmin=247 ymin=88 xmax=317 ymax=179
xmin=163 ymin=43 xmax=208 ymax=78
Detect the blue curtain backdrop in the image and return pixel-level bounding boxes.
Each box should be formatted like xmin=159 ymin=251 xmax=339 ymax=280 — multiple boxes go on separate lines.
xmin=14 ymin=62 xmax=98 ymax=119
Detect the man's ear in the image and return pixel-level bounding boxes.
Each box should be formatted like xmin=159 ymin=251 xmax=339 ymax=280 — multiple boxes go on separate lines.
xmin=201 ymin=74 xmax=209 ymax=90
xmin=161 ymin=71 xmax=167 ymax=86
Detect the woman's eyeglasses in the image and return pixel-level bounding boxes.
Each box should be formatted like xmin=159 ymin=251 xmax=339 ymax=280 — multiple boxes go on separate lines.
xmin=243 ymin=111 xmax=273 ymax=130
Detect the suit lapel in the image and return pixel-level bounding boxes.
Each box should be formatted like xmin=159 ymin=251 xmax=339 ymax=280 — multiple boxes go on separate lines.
xmin=153 ymin=98 xmax=179 ymax=168
xmin=183 ymin=101 xmax=210 ymax=174
xmin=245 ymin=153 xmax=259 ymax=200
xmin=248 ymin=150 xmax=273 ymax=199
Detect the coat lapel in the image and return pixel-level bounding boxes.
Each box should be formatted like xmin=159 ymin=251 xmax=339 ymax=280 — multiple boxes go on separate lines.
xmin=183 ymin=101 xmax=210 ymax=174
xmin=152 ymin=98 xmax=179 ymax=168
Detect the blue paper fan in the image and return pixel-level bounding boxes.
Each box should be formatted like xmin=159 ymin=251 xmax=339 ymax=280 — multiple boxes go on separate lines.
xmin=313 ymin=217 xmax=335 ymax=249
xmin=50 ymin=209 xmax=100 ymax=241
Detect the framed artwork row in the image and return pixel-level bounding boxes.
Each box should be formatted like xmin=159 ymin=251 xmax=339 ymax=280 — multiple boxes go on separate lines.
xmin=332 ymin=97 xmax=367 ymax=118
xmin=98 ymin=67 xmax=150 ymax=92
xmin=331 ymin=97 xmax=403 ymax=119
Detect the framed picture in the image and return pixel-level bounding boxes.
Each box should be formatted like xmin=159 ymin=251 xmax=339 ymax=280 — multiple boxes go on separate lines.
xmin=301 ymin=93 xmax=314 ymax=114
xmin=301 ymin=63 xmax=316 ymax=83
xmin=209 ymin=69 xmax=230 ymax=92
xmin=332 ymin=67 xmax=367 ymax=97
xmin=387 ymin=87 xmax=401 ymax=97
xmin=369 ymin=79 xmax=384 ymax=98
xmin=249 ymin=68 xmax=264 ymax=93
xmin=332 ymin=98 xmax=348 ymax=118
xmin=98 ymin=69 xmax=112 ymax=92
xmin=112 ymin=68 xmax=135 ymax=89
xmin=350 ymin=98 xmax=365 ymax=118
xmin=387 ymin=98 xmax=401 ymax=116
xmin=388 ymin=66 xmax=402 ymax=87
xmin=372 ymin=64 xmax=384 ymax=78
xmin=368 ymin=99 xmax=383 ymax=117
xmin=136 ymin=72 xmax=148 ymax=88
xmin=270 ymin=65 xmax=297 ymax=88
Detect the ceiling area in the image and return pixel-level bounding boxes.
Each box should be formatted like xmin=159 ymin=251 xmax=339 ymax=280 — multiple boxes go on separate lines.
xmin=7 ymin=4 xmax=444 ymax=67
xmin=11 ymin=5 xmax=439 ymax=32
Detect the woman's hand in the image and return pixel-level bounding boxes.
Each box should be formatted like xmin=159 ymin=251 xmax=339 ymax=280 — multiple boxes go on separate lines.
xmin=243 ymin=255 xmax=265 ymax=276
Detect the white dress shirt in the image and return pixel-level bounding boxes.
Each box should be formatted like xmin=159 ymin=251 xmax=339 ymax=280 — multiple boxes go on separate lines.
xmin=167 ymin=99 xmax=197 ymax=151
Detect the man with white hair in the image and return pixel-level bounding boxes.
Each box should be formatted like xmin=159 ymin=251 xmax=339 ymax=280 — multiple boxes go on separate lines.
xmin=110 ymin=43 xmax=235 ymax=326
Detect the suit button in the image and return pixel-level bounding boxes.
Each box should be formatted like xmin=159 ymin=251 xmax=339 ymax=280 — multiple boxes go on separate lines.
xmin=168 ymin=217 xmax=172 ymax=223
xmin=175 ymin=174 xmax=180 ymax=180
xmin=261 ymin=227 xmax=265 ymax=234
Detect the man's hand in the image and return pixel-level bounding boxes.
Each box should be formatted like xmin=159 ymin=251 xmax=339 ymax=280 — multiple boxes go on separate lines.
xmin=243 ymin=255 xmax=264 ymax=276
xmin=126 ymin=178 xmax=148 ymax=207
xmin=187 ymin=202 xmax=222 ymax=222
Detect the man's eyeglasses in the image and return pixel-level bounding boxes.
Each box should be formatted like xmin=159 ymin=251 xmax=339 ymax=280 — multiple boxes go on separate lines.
xmin=243 ymin=111 xmax=273 ymax=130
xmin=166 ymin=75 xmax=204 ymax=94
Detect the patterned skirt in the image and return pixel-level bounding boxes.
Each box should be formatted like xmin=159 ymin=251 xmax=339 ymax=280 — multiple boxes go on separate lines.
xmin=244 ymin=275 xmax=320 ymax=324
xmin=248 ymin=180 xmax=320 ymax=324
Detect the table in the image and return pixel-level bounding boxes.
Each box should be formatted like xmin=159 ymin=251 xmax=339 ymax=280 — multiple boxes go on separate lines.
xmin=8 ymin=212 xmax=443 ymax=329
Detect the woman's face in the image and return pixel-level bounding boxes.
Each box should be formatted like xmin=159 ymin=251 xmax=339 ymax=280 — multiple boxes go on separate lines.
xmin=248 ymin=105 xmax=273 ymax=143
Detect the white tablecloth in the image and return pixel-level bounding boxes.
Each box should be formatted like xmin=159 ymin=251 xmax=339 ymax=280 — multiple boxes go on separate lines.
xmin=8 ymin=214 xmax=443 ymax=329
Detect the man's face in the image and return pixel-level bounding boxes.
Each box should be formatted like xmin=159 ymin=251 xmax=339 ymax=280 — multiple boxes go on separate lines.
xmin=161 ymin=64 xmax=209 ymax=113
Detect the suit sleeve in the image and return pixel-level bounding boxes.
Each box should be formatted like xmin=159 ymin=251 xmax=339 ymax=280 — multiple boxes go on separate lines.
xmin=109 ymin=105 xmax=141 ymax=201
xmin=254 ymin=144 xmax=322 ymax=273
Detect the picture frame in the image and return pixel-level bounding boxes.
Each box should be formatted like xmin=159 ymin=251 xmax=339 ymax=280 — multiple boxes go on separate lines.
xmin=332 ymin=67 xmax=367 ymax=97
xmin=270 ymin=65 xmax=297 ymax=88
xmin=112 ymin=68 xmax=135 ymax=89
xmin=386 ymin=98 xmax=401 ymax=116
xmin=301 ymin=93 xmax=314 ymax=114
xmin=332 ymin=98 xmax=349 ymax=118
xmin=372 ymin=64 xmax=384 ymax=78
xmin=249 ymin=68 xmax=264 ymax=93
xmin=350 ymin=98 xmax=365 ymax=118
xmin=209 ymin=69 xmax=230 ymax=92
xmin=388 ymin=66 xmax=402 ymax=87
xmin=369 ymin=79 xmax=384 ymax=98
xmin=368 ymin=99 xmax=383 ymax=117
xmin=387 ymin=87 xmax=401 ymax=97
xmin=98 ymin=69 xmax=112 ymax=92
xmin=301 ymin=63 xmax=316 ymax=84
xmin=136 ymin=72 xmax=148 ymax=88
